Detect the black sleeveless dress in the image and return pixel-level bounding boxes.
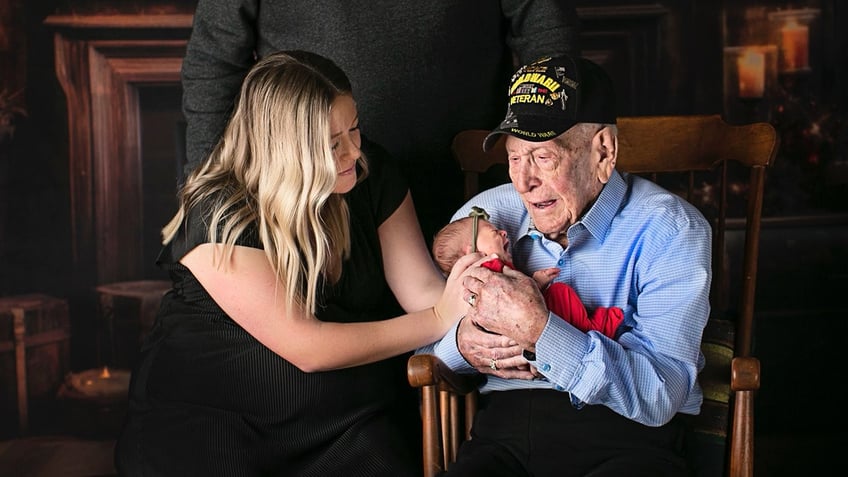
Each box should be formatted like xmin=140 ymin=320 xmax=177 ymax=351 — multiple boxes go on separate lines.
xmin=115 ymin=142 xmax=421 ymax=476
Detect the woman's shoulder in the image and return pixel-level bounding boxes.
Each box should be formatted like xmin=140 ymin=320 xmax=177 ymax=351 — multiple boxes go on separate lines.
xmin=160 ymin=192 xmax=261 ymax=265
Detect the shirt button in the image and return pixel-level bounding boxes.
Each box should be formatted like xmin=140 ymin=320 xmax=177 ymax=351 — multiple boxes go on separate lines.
xmin=554 ymin=384 xmax=564 ymax=391
xmin=541 ymin=363 xmax=551 ymax=372
xmin=557 ymin=259 xmax=565 ymax=266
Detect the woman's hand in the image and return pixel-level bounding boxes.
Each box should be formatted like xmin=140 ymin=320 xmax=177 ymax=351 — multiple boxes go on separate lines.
xmin=433 ymin=252 xmax=486 ymax=328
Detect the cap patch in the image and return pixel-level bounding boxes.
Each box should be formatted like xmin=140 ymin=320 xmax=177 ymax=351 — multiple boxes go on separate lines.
xmin=482 ymin=54 xmax=617 ymax=151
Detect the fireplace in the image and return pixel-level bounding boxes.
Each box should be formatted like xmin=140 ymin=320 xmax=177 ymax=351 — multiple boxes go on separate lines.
xmin=45 ymin=13 xmax=192 ymax=291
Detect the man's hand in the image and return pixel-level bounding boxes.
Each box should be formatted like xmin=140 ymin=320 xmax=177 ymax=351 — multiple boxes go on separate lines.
xmin=456 ymin=317 xmax=535 ymax=378
xmin=463 ymin=261 xmax=549 ymax=351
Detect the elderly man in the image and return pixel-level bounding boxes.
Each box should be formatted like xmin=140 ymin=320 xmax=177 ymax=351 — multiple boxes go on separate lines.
xmin=419 ymin=54 xmax=711 ymax=476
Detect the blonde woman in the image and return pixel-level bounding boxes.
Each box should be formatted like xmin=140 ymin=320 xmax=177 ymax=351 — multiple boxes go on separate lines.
xmin=115 ymin=50 xmax=475 ymax=476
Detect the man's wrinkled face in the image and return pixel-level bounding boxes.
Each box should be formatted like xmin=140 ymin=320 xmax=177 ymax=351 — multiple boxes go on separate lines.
xmin=505 ymin=125 xmax=613 ymax=242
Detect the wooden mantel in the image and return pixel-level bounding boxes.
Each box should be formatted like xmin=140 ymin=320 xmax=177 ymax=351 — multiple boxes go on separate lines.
xmin=44 ymin=14 xmax=194 ymax=31
xmin=45 ymin=14 xmax=192 ymax=291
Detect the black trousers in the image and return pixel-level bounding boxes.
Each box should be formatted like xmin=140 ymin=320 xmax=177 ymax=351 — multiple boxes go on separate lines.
xmin=444 ymin=389 xmax=690 ymax=477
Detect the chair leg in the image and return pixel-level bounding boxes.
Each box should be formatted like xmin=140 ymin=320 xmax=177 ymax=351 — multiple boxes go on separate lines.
xmin=449 ymin=392 xmax=462 ymax=462
xmin=729 ymin=390 xmax=754 ymax=477
xmin=464 ymin=392 xmax=477 ymax=440
xmin=439 ymin=391 xmax=451 ymax=466
xmin=421 ymin=385 xmax=443 ymax=477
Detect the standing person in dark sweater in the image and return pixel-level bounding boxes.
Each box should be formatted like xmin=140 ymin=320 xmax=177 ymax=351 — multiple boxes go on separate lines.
xmin=115 ymin=50 xmax=477 ymax=476
xmin=181 ymin=0 xmax=581 ymax=244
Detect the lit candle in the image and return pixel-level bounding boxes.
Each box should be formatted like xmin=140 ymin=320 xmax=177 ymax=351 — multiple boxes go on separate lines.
xmin=780 ymin=18 xmax=809 ymax=71
xmin=737 ymin=49 xmax=765 ymax=98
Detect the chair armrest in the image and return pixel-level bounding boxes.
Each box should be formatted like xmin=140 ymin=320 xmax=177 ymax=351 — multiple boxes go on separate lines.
xmin=730 ymin=356 xmax=760 ymax=392
xmin=728 ymin=356 xmax=759 ymax=477
xmin=407 ymin=354 xmax=482 ymax=395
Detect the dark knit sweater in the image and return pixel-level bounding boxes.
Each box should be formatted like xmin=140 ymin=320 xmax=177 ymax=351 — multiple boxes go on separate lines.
xmin=181 ymin=0 xmax=580 ymax=240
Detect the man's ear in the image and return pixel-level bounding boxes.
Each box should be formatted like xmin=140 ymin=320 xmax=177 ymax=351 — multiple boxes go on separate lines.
xmin=595 ymin=126 xmax=618 ymax=184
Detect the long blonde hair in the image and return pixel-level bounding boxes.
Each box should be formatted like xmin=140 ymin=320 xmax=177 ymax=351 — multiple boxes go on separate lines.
xmin=163 ymin=51 xmax=368 ymax=315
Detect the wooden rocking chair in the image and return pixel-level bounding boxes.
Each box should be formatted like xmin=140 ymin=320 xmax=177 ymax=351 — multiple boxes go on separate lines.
xmin=408 ymin=115 xmax=779 ymax=477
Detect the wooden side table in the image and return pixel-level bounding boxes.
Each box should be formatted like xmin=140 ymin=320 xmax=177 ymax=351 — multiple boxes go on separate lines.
xmin=94 ymin=280 xmax=170 ymax=370
xmin=0 ymin=294 xmax=70 ymax=435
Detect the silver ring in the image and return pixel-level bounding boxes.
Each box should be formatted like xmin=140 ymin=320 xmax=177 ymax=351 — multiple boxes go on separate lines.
xmin=467 ymin=293 xmax=477 ymax=307
xmin=489 ymin=358 xmax=498 ymax=371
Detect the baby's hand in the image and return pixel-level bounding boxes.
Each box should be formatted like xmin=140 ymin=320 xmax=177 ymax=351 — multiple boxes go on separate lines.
xmin=531 ymin=267 xmax=560 ymax=289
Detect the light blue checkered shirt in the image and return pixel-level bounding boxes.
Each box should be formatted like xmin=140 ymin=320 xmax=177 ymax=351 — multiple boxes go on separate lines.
xmin=418 ymin=170 xmax=711 ymax=427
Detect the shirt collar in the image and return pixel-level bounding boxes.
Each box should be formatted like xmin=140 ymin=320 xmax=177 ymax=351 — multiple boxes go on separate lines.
xmin=515 ymin=170 xmax=627 ymax=244
xmin=518 ymin=210 xmax=535 ymax=240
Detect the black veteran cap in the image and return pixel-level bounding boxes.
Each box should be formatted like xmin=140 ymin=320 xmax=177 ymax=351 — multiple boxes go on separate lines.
xmin=483 ymin=55 xmax=617 ymax=151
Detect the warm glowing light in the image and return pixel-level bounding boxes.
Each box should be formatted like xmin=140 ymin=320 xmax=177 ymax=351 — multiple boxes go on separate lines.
xmin=780 ymin=18 xmax=809 ymax=71
xmin=737 ymin=49 xmax=765 ymax=98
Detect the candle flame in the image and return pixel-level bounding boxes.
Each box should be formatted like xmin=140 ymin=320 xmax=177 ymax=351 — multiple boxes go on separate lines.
xmin=100 ymin=366 xmax=112 ymax=379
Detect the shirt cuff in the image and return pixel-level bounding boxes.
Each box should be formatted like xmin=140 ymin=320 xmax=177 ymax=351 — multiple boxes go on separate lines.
xmin=533 ymin=311 xmax=585 ymax=389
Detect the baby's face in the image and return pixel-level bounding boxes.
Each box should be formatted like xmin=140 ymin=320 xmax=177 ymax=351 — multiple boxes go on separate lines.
xmin=474 ymin=221 xmax=511 ymax=260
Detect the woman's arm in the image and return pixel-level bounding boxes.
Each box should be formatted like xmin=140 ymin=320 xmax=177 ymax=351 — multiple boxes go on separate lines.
xmin=378 ymin=193 xmax=447 ymax=312
xmin=181 ymin=242 xmax=469 ymax=372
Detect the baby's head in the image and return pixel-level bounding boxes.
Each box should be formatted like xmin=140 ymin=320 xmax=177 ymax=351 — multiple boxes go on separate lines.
xmin=432 ymin=217 xmax=511 ymax=275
